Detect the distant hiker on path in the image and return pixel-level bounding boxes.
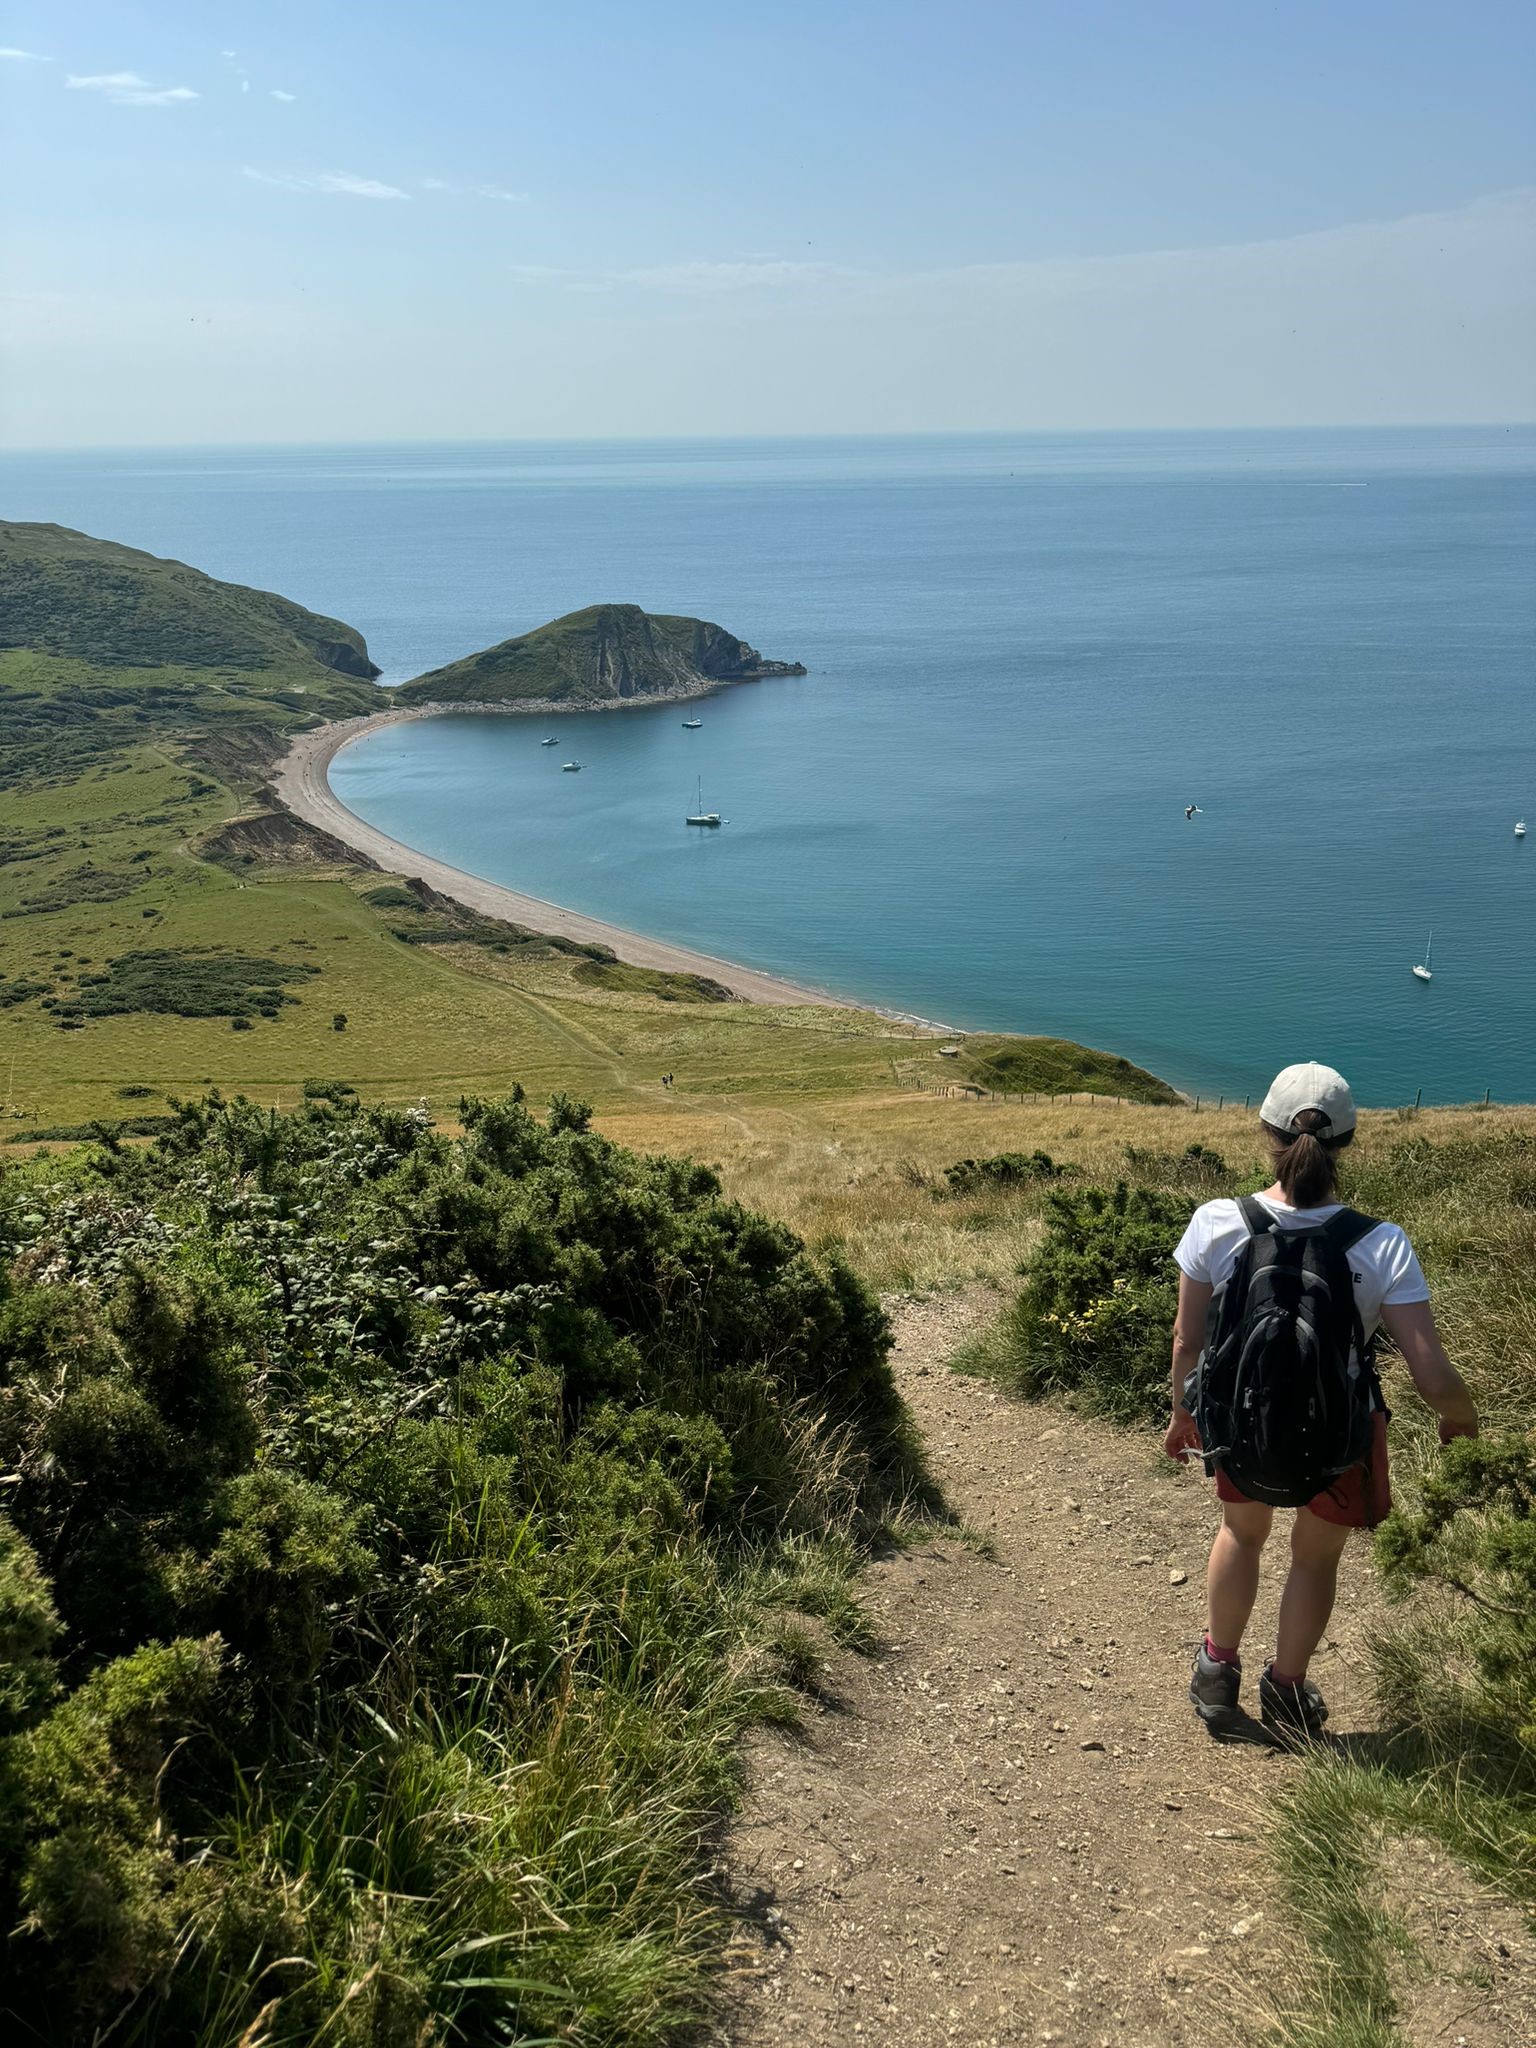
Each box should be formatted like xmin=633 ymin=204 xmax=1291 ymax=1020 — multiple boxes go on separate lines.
xmin=1163 ymin=1061 xmax=1478 ymax=1740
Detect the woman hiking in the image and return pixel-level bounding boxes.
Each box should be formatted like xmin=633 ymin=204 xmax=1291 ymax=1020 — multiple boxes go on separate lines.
xmin=1163 ymin=1061 xmax=1478 ymax=1739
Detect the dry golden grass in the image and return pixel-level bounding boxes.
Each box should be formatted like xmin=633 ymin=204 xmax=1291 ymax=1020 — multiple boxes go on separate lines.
xmin=597 ymin=1092 xmax=1536 ymax=1293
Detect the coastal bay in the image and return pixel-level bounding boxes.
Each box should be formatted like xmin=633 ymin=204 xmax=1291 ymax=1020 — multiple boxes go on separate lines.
xmin=11 ymin=428 xmax=1536 ymax=1102
xmin=275 ymin=708 xmax=865 ymax=1011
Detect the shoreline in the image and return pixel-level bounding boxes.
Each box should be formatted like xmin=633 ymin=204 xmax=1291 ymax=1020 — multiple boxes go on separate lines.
xmin=272 ymin=708 xmax=958 ymax=1027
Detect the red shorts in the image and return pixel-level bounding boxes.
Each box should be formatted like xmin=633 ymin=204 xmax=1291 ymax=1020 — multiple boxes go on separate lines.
xmin=1215 ymin=1410 xmax=1391 ymax=1529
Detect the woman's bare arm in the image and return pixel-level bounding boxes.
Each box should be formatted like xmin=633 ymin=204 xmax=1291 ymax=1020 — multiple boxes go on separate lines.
xmin=1378 ymin=1299 xmax=1479 ymax=1438
xmin=1164 ymin=1272 xmax=1212 ymax=1458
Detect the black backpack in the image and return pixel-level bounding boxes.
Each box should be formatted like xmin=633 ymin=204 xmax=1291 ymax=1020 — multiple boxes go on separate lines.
xmin=1186 ymin=1197 xmax=1382 ymax=1508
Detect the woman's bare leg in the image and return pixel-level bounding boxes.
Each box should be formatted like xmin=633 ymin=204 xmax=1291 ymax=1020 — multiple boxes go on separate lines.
xmin=1205 ymin=1500 xmax=1273 ymax=1651
xmin=1272 ymin=1507 xmax=1351 ymax=1679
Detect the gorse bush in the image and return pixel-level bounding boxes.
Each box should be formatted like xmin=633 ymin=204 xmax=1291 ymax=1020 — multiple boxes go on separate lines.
xmin=0 ymin=1090 xmax=914 ymax=2045
xmin=1120 ymin=1140 xmax=1236 ymax=1193
xmin=957 ymin=1182 xmax=1194 ymax=1420
xmin=48 ymin=947 xmax=318 ymax=1023
xmin=942 ymin=1150 xmax=1071 ymax=1196
xmin=1374 ymin=1433 xmax=1536 ymax=1754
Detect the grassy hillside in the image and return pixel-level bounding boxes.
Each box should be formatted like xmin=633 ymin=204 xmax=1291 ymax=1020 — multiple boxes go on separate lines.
xmin=954 ymin=1031 xmax=1179 ymax=1104
xmin=396 ymin=602 xmax=804 ymax=707
xmin=0 ymin=522 xmax=379 ymax=679
xmin=0 ymin=531 xmax=1163 ymax=1159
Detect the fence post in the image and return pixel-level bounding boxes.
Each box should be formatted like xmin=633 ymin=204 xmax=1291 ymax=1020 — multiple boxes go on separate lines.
xmin=1244 ymin=1094 xmax=1249 ymax=1109
xmin=1218 ymin=1095 xmax=1224 ymax=1110
xmin=1414 ymin=1087 xmax=1422 ymax=1110
xmin=1194 ymin=1096 xmax=1200 ymax=1111
xmin=1485 ymin=1088 xmax=1491 ymax=1106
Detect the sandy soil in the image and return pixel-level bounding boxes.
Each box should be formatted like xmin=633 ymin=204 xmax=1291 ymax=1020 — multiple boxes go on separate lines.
xmin=273 ymin=711 xmax=939 ymax=1016
xmin=715 ymin=1290 xmax=1425 ymax=2048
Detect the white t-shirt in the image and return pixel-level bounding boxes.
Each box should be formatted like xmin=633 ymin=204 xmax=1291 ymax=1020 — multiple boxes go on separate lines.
xmin=1173 ymin=1195 xmax=1429 ymax=1339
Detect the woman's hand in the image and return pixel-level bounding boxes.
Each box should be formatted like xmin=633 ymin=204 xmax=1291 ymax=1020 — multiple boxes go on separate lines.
xmin=1163 ymin=1407 xmax=1202 ymax=1463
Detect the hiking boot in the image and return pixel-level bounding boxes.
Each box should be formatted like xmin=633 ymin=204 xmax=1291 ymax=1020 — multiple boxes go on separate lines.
xmin=1189 ymin=1643 xmax=1242 ymax=1732
xmin=1259 ymin=1666 xmax=1329 ymax=1743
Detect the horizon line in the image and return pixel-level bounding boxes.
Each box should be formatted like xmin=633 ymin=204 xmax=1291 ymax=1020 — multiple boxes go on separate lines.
xmin=4 ymin=419 xmax=1535 ymax=459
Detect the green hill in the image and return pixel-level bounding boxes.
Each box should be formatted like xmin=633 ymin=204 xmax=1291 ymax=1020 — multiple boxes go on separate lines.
xmin=954 ymin=1032 xmax=1180 ymax=1104
xmin=395 ymin=601 xmax=805 ymax=707
xmin=0 ymin=521 xmax=380 ymax=678
xmin=0 ymin=523 xmax=385 ymax=789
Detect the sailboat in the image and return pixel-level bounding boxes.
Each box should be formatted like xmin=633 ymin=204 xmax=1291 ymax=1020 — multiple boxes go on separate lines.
xmin=685 ymin=776 xmax=721 ymax=828
xmin=562 ymin=761 xmax=583 ymax=773
xmin=1517 ymin=820 xmax=1528 ymax=838
xmin=1412 ymin=930 xmax=1433 ymax=982
xmin=681 ymin=717 xmax=703 ymax=730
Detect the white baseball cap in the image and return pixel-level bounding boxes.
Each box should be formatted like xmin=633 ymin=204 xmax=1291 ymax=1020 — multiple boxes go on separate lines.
xmin=1259 ymin=1061 xmax=1356 ymax=1138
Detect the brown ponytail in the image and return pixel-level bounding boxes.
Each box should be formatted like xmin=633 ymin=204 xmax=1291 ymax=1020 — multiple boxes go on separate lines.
xmin=1262 ymin=1107 xmax=1353 ymax=1205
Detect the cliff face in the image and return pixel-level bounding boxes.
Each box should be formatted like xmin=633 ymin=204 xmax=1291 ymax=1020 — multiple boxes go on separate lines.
xmin=394 ymin=603 xmax=805 ymax=708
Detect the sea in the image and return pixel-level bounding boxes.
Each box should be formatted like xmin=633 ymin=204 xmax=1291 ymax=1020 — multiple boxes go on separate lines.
xmin=6 ymin=429 xmax=1534 ymax=1104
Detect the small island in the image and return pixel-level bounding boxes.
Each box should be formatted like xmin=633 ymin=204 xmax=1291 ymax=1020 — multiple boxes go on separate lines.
xmin=394 ymin=601 xmax=805 ymax=709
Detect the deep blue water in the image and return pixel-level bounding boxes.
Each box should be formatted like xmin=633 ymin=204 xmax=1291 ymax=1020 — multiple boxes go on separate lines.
xmin=5 ymin=430 xmax=1534 ymax=1103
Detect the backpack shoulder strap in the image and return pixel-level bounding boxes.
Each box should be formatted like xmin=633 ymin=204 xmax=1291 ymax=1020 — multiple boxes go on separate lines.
xmin=1322 ymin=1207 xmax=1381 ymax=1256
xmin=1320 ymin=1207 xmax=1380 ymax=1372
xmin=1237 ymin=1195 xmax=1280 ymax=1237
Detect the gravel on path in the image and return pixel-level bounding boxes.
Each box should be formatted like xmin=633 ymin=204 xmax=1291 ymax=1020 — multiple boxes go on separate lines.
xmin=718 ymin=1288 xmax=1387 ymax=2047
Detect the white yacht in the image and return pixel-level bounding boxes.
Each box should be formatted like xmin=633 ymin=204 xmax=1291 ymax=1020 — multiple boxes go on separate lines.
xmin=542 ymin=736 xmax=559 ymax=747
xmin=685 ymin=776 xmax=721 ymax=827
xmin=562 ymin=761 xmax=583 ymax=773
xmin=682 ymin=717 xmax=703 ymax=730
xmin=1517 ymin=820 xmax=1527 ymax=838
xmin=1412 ymin=929 xmax=1433 ymax=982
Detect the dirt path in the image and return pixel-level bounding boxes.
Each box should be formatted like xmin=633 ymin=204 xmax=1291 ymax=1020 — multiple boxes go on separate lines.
xmin=718 ymin=1290 xmax=1389 ymax=2047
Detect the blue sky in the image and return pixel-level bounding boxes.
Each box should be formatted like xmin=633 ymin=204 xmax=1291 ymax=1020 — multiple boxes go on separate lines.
xmin=3 ymin=1 xmax=1533 ymax=443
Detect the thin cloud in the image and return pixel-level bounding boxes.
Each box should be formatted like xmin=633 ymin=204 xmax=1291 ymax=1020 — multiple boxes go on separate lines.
xmin=0 ymin=47 xmax=50 ymax=61
xmin=271 ymin=89 xmax=297 ymax=102
xmin=244 ymin=167 xmax=410 ymax=200
xmin=624 ymin=258 xmax=848 ymax=292
xmin=66 ymin=71 xmax=197 ymax=106
xmin=421 ymin=177 xmax=529 ymax=203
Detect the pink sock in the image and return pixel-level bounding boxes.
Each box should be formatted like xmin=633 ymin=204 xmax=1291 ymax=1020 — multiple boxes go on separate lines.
xmin=1203 ymin=1634 xmax=1240 ymax=1665
xmin=1270 ymin=1666 xmax=1306 ymax=1688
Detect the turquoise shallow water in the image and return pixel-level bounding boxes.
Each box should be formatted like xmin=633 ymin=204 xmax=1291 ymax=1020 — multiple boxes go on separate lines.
xmin=6 ymin=430 xmax=1534 ymax=1102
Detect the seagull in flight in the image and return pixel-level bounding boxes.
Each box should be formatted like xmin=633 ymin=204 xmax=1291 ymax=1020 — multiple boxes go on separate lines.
xmin=1184 ymin=804 xmax=1202 ymax=821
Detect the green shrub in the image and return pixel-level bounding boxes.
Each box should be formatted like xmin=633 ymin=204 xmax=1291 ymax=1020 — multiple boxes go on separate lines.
xmin=1374 ymin=1433 xmax=1536 ymax=1752
xmin=959 ymin=1183 xmax=1194 ymax=1421
xmin=943 ymin=1149 xmax=1070 ymax=1196
xmin=1121 ymin=1140 xmax=1236 ymax=1192
xmin=301 ymin=1077 xmax=356 ymax=1102
xmin=0 ymin=1089 xmax=914 ymax=2041
xmin=48 ymin=948 xmax=318 ymax=1023
xmin=0 ymin=1516 xmax=59 ymax=1735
